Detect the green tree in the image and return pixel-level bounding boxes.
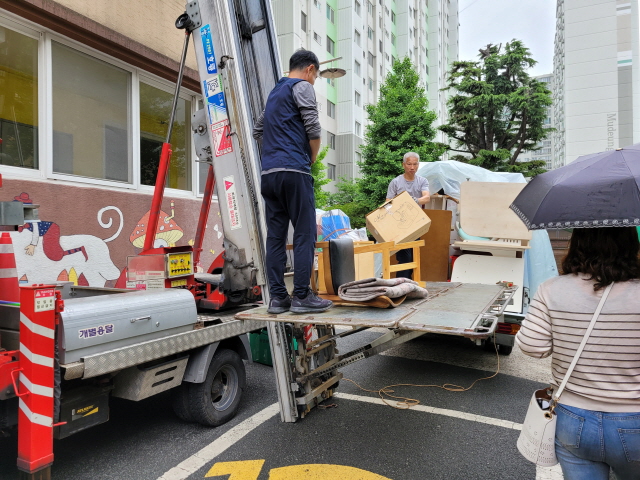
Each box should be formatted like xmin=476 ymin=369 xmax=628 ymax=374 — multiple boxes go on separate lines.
xmin=439 ymin=40 xmax=552 ymax=177
xmin=325 ymin=177 xmax=368 ymax=229
xmin=311 ymin=145 xmax=331 ymax=208
xmin=358 ymin=57 xmax=446 ymax=213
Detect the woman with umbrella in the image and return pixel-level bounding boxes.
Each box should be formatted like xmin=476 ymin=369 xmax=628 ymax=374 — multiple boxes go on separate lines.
xmin=512 ymin=146 xmax=640 ymax=479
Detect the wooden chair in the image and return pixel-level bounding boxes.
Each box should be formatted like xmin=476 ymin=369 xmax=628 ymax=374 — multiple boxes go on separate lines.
xmin=314 ymin=239 xmax=426 ymax=295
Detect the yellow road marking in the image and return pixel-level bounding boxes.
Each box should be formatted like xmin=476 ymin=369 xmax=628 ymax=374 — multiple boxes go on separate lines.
xmin=269 ymin=464 xmax=391 ymax=480
xmin=205 ymin=460 xmax=265 ymax=479
xmin=204 ymin=460 xmax=391 ymax=480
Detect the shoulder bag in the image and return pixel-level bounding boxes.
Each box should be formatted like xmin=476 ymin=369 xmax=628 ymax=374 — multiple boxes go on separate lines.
xmin=516 ymin=282 xmax=614 ymax=467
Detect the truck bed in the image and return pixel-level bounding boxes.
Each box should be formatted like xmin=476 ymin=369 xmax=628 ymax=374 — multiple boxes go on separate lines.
xmin=235 ymin=282 xmax=517 ymax=338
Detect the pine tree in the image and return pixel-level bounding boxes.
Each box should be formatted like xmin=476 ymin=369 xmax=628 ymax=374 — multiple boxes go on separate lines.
xmin=358 ymin=57 xmax=445 ymax=213
xmin=439 ymin=40 xmax=552 ymax=177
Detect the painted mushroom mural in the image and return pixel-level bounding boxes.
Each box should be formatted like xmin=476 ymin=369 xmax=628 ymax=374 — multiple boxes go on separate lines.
xmin=130 ymin=201 xmax=184 ymax=249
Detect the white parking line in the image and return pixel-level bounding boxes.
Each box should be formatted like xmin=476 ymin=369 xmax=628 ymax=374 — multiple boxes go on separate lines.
xmin=157 ymin=403 xmax=280 ymax=480
xmin=158 ymin=395 xmax=564 ymax=480
xmin=336 ymin=393 xmax=564 ymax=479
xmin=334 ymin=392 xmax=522 ymax=430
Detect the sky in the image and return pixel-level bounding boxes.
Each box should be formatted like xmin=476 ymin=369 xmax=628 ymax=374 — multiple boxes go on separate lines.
xmin=458 ymin=0 xmax=556 ymax=77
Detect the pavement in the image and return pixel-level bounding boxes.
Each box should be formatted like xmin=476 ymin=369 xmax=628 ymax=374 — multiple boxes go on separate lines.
xmin=0 ymin=329 xmax=567 ymax=480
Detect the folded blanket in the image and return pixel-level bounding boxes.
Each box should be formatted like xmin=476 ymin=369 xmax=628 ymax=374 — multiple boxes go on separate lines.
xmin=338 ymin=277 xmax=429 ymax=302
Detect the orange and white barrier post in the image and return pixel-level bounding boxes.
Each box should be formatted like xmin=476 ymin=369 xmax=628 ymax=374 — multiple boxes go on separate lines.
xmin=13 ymin=284 xmax=62 ymax=478
xmin=0 ymin=232 xmax=20 ymax=305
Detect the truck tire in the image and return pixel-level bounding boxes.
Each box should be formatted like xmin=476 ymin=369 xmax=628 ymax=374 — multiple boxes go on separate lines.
xmin=189 ymin=349 xmax=245 ymax=427
xmin=171 ymin=383 xmax=193 ymax=422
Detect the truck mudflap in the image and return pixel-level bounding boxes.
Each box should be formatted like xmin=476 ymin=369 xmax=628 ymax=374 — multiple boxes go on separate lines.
xmin=235 ymin=282 xmax=518 ymax=338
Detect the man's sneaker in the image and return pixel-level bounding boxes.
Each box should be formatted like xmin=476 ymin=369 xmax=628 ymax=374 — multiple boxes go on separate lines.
xmin=290 ymin=291 xmax=333 ymax=314
xmin=267 ymin=296 xmax=291 ymax=314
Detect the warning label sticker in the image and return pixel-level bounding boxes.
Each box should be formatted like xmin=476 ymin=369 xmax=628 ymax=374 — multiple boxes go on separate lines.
xmin=206 ymin=92 xmax=228 ymax=125
xmin=35 ymin=289 xmax=55 ymax=312
xmin=223 ymin=175 xmax=242 ymax=230
xmin=212 ymin=121 xmax=234 ymax=157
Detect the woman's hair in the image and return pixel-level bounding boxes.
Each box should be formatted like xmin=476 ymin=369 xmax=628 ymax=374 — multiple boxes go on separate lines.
xmin=561 ymin=227 xmax=640 ymax=290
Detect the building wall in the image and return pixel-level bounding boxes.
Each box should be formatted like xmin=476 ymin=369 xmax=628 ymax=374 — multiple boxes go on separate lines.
xmin=272 ymin=0 xmax=457 ymax=186
xmin=0 ymin=2 xmax=223 ymax=288
xmin=553 ymin=0 xmax=636 ymax=166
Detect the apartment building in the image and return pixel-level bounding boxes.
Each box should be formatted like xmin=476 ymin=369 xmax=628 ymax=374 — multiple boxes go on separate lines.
xmin=553 ymin=0 xmax=638 ymax=167
xmin=271 ymin=0 xmax=458 ymax=188
xmin=518 ymin=74 xmax=554 ymax=170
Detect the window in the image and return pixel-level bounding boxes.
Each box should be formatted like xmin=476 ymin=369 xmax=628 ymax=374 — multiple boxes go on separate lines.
xmin=326 ymin=76 xmax=335 ymax=86
xmin=52 ymin=42 xmax=131 ymax=183
xmin=314 ymin=32 xmax=322 ymax=44
xmin=355 ymin=0 xmax=361 ymax=16
xmin=391 ymin=33 xmax=396 ymax=46
xmin=355 ymin=91 xmax=361 ymax=106
xmin=327 ymin=163 xmax=336 ymax=180
xmin=368 ymin=51 xmax=375 ymax=67
xmin=354 ymin=60 xmax=361 ymax=76
xmin=327 ymin=131 xmax=336 ymax=150
xmin=140 ymin=82 xmax=192 ymax=190
xmin=368 ymin=77 xmax=373 ymax=90
xmin=368 ymin=1 xmax=374 ymax=15
xmin=326 ymin=5 xmax=334 ymax=23
xmin=356 ymin=151 xmax=362 ymax=165
xmin=314 ymin=0 xmax=321 ymax=9
xmin=368 ymin=27 xmax=373 ymax=39
xmin=391 ymin=11 xmax=396 ymax=23
xmin=355 ymin=121 xmax=361 ymax=136
xmin=0 ymin=27 xmax=39 ymax=170
xmin=379 ymin=40 xmax=382 ymax=52
xmin=379 ymin=16 xmax=382 ymax=28
xmin=301 ymin=11 xmax=307 ymax=32
xmin=326 ymin=36 xmax=335 ymax=55
xmin=354 ymin=30 xmax=361 ymax=46
xmin=327 ymin=100 xmax=336 ymax=118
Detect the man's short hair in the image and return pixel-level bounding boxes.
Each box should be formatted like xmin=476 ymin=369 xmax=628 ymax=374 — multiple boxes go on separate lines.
xmin=403 ymin=152 xmax=420 ymax=163
xmin=289 ymin=49 xmax=320 ymax=72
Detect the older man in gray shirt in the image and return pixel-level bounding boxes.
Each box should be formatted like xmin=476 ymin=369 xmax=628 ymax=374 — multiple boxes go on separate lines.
xmin=386 ymin=152 xmax=430 ymax=279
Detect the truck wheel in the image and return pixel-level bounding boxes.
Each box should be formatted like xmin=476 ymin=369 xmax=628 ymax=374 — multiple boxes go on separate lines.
xmin=498 ymin=345 xmax=513 ymax=355
xmin=171 ymin=383 xmax=193 ymax=422
xmin=189 ymin=349 xmax=245 ymax=427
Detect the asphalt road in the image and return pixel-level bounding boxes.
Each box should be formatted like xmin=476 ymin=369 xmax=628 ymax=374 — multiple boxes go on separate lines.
xmin=0 ymin=330 xmax=560 ymax=480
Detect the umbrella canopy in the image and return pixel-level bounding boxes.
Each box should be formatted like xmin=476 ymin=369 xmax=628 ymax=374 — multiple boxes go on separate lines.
xmin=510 ymin=145 xmax=640 ymax=229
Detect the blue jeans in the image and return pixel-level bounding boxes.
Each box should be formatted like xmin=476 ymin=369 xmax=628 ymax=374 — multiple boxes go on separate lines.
xmin=555 ymin=403 xmax=640 ymax=480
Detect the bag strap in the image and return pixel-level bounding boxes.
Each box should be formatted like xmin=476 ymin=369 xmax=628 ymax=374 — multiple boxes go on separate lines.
xmin=553 ymin=282 xmax=614 ymax=402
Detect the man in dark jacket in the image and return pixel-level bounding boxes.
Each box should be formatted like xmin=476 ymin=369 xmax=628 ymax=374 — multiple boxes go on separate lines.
xmin=253 ymin=49 xmax=333 ymax=314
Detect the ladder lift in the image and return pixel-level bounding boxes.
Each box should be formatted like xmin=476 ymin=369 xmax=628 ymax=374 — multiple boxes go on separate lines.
xmin=182 ymin=0 xmax=518 ymax=422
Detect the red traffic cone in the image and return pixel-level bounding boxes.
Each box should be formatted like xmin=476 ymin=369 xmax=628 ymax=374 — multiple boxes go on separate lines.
xmin=0 ymin=232 xmax=20 ymax=303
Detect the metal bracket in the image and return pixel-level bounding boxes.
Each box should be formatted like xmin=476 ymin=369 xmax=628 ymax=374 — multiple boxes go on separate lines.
xmin=185 ymin=1 xmax=203 ymax=30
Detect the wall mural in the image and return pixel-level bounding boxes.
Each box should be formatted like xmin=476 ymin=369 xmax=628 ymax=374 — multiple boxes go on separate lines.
xmin=0 ymin=178 xmax=224 ymax=288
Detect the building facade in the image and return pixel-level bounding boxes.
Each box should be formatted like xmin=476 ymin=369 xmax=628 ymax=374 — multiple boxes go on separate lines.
xmin=271 ymin=0 xmax=458 ymax=187
xmin=0 ymin=0 xmax=224 ymax=288
xmin=518 ymin=74 xmax=554 ymax=170
xmin=553 ymin=0 xmax=637 ymax=167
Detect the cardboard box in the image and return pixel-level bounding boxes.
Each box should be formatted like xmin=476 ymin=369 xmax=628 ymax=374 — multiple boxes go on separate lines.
xmin=365 ymin=191 xmax=432 ymax=245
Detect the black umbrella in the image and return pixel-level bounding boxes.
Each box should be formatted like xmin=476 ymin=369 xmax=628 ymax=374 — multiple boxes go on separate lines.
xmin=510 ymin=145 xmax=640 ymax=229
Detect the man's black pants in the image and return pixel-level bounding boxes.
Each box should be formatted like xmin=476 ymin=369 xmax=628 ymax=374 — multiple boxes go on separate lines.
xmin=396 ymin=238 xmax=421 ymax=279
xmin=261 ymin=171 xmax=315 ymax=299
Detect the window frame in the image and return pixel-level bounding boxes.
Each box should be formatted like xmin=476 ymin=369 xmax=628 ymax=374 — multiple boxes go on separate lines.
xmin=326 ymin=36 xmax=335 ymax=55
xmin=0 ymin=13 xmax=202 ymax=198
xmin=327 ymin=131 xmax=336 ymax=150
xmin=326 ymin=4 xmax=335 ymax=23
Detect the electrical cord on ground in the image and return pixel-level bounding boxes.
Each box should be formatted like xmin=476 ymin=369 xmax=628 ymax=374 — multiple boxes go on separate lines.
xmin=342 ymin=336 xmax=501 ymax=410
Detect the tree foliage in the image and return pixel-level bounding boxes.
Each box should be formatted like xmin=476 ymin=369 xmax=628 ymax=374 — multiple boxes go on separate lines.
xmin=325 ymin=177 xmax=368 ymax=229
xmin=439 ymin=40 xmax=552 ymax=177
xmin=358 ymin=57 xmax=446 ymax=213
xmin=310 ymin=145 xmax=331 ymax=208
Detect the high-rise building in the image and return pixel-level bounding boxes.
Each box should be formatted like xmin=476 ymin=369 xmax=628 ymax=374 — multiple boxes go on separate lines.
xmin=553 ymin=0 xmax=637 ymax=167
xmin=271 ymin=0 xmax=458 ymax=189
xmin=518 ymin=74 xmax=555 ymax=170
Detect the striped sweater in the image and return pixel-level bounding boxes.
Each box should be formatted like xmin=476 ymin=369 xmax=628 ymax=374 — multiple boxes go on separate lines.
xmin=516 ymin=274 xmax=640 ymax=412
